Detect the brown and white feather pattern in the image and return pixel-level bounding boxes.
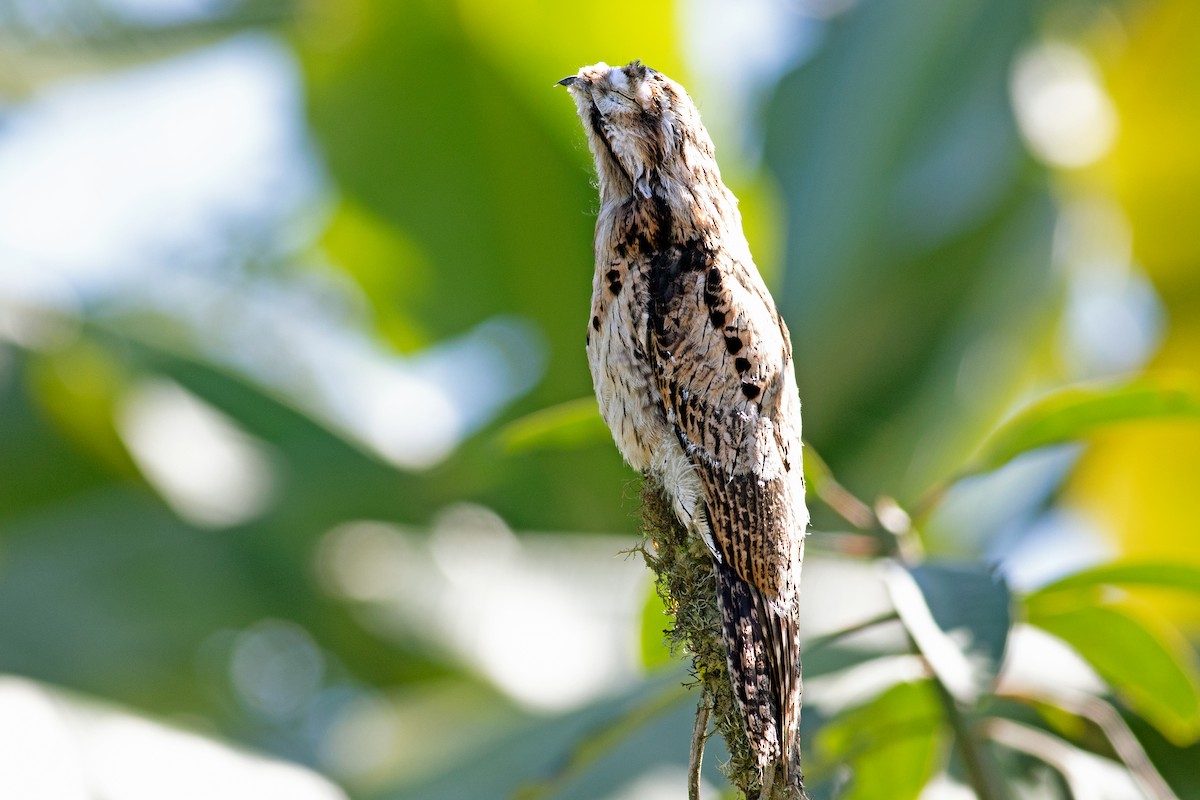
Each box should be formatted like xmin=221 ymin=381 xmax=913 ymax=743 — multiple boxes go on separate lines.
xmin=563 ymin=61 xmax=809 ymax=790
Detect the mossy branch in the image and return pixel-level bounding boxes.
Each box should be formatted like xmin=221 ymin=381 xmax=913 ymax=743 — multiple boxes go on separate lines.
xmin=638 ymin=478 xmax=778 ymax=799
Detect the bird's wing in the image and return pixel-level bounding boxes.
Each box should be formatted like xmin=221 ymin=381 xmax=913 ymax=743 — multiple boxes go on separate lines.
xmin=646 ymin=242 xmax=806 ymax=771
xmin=646 ymin=244 xmax=805 ymax=595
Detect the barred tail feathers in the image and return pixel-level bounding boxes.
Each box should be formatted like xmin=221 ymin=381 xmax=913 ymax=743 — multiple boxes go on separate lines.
xmin=714 ymin=557 xmax=803 ymax=791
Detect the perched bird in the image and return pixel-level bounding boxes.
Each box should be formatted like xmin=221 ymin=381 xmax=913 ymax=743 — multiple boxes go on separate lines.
xmin=560 ymin=61 xmax=809 ymax=793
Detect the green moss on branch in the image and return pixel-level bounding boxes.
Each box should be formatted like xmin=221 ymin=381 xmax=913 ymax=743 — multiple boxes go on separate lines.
xmin=638 ymin=479 xmax=764 ymax=798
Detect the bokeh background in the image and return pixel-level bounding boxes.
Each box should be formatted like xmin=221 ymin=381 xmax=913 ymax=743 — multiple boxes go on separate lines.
xmin=2 ymin=0 xmax=1200 ymax=798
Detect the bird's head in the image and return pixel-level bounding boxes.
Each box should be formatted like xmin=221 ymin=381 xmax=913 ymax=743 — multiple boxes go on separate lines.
xmin=559 ymin=61 xmax=713 ymax=205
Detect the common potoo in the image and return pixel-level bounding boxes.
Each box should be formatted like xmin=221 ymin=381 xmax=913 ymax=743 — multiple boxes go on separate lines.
xmin=560 ymin=61 xmax=809 ymax=791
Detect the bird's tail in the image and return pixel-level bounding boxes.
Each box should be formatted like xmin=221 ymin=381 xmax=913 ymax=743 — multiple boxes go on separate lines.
xmin=714 ymin=556 xmax=804 ymax=796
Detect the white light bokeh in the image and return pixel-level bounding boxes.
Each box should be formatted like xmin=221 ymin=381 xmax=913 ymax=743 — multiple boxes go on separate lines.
xmin=804 ymin=655 xmax=930 ymax=716
xmin=0 ymin=269 xmax=81 ymax=351
xmin=680 ymin=0 xmax=820 ymax=161
xmin=1011 ymin=42 xmax=1118 ymax=169
xmin=230 ymin=620 xmax=326 ymax=719
xmin=997 ymin=507 xmax=1116 ymax=593
xmin=317 ymin=506 xmax=648 ymax=711
xmin=0 ymin=677 xmax=88 ymax=800
xmin=124 ymin=270 xmax=545 ymax=470
xmin=102 ymin=0 xmax=238 ymax=26
xmin=0 ymin=34 xmax=317 ymax=284
xmin=610 ymin=765 xmax=720 ymax=800
xmin=316 ymin=691 xmax=401 ymax=786
xmin=117 ymin=379 xmax=277 ymax=528
xmin=0 ymin=676 xmax=347 ymax=800
xmin=997 ymin=623 xmax=1106 ymax=698
xmin=1055 ymin=196 xmax=1164 ymax=378
xmin=920 ymin=775 xmax=977 ymax=800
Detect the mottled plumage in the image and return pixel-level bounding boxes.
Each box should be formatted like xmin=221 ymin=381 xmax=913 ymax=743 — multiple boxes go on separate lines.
xmin=561 ymin=61 xmax=809 ymax=792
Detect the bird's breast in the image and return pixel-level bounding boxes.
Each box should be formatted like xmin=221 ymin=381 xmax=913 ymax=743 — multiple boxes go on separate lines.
xmin=586 ymin=247 xmax=667 ymax=474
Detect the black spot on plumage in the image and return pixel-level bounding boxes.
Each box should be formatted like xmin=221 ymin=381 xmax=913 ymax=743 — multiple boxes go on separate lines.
xmin=592 ymin=315 xmax=600 ymax=331
xmin=678 ymin=239 xmax=710 ymax=273
xmin=608 ymin=279 xmax=622 ymax=295
xmin=709 ymin=309 xmax=726 ymax=328
xmin=725 ymin=336 xmax=743 ymax=354
xmin=706 ymin=267 xmax=722 ymax=293
xmin=741 ymin=382 xmax=761 ymax=400
xmin=606 ymin=269 xmax=620 ymax=283
xmin=649 ymin=192 xmax=673 ymax=250
xmin=735 ymin=357 xmax=751 ymax=373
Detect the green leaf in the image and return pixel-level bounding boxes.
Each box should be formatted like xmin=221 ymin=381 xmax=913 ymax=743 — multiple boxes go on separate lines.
xmin=908 ymin=563 xmax=1012 ymax=691
xmin=639 ymin=584 xmax=674 ymax=671
xmin=968 ymin=378 xmax=1200 ymax=475
xmin=376 ymin=673 xmax=727 ymax=800
xmin=1025 ymin=599 xmax=1200 ymax=745
xmin=814 ymin=680 xmax=945 ymax=800
xmin=1030 ymin=561 xmax=1200 ymax=600
xmin=801 ymin=439 xmax=835 ymax=498
xmin=1122 ymin=713 xmax=1200 ymax=800
xmin=497 ymin=397 xmax=609 ymax=454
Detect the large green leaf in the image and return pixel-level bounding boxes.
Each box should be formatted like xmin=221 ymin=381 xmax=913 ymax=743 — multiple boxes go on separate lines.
xmin=373 ymin=672 xmax=724 ymax=800
xmin=908 ymin=563 xmax=1012 ymax=692
xmin=1122 ymin=712 xmax=1200 ymax=800
xmin=498 ymin=397 xmax=609 ymax=454
xmin=1030 ymin=561 xmax=1200 ymax=600
xmin=813 ymin=680 xmax=945 ymax=800
xmin=968 ymin=378 xmax=1200 ymax=476
xmin=1026 ymin=599 xmax=1200 ymax=746
xmin=0 ymin=348 xmax=123 ymax=524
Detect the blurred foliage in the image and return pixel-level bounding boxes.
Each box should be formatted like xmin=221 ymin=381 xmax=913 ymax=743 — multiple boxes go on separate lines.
xmin=2 ymin=0 xmax=1200 ymax=799
xmin=1069 ymin=0 xmax=1200 ymax=591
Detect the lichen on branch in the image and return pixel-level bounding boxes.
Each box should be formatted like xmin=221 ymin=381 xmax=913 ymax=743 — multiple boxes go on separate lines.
xmin=637 ymin=478 xmax=766 ymax=798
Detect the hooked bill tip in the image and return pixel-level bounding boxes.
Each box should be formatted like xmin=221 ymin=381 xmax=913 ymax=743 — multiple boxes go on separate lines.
xmin=555 ymin=75 xmax=578 ymax=87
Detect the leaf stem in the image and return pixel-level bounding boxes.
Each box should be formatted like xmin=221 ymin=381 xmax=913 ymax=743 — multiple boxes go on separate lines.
xmin=999 ymin=688 xmax=1178 ymax=800
xmin=803 ymin=611 xmax=900 ymax=654
xmin=930 ymin=676 xmax=1008 ymax=800
xmin=690 ymin=698 xmax=710 ymax=800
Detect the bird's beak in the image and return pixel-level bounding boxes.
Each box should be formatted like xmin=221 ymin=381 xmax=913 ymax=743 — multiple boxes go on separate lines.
xmin=555 ymin=75 xmax=578 ymax=87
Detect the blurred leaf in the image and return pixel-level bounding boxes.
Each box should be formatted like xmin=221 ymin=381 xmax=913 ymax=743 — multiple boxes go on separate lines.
xmin=813 ymin=680 xmax=945 ymax=800
xmin=294 ymin=0 xmax=653 ymax=533
xmin=639 ymin=584 xmax=674 ymax=672
xmin=1073 ymin=0 xmax=1200 ymax=605
xmin=1026 ymin=599 xmax=1200 ymax=745
xmin=801 ymin=440 xmax=836 ymax=500
xmin=968 ymin=378 xmax=1200 ymax=476
xmin=1123 ymin=711 xmax=1200 ymax=800
xmin=498 ymin=397 xmax=608 ymax=454
xmin=801 ymin=441 xmax=877 ymax=530
xmin=375 ymin=673 xmax=730 ymax=800
xmin=764 ymin=0 xmax=1057 ymax=499
xmin=908 ymin=563 xmax=1012 ymax=692
xmin=320 ymin=199 xmax=434 ymax=352
xmin=0 ymin=349 xmax=121 ymax=524
xmin=25 ymin=340 xmax=137 ymax=478
xmin=297 ymin=0 xmax=596 ymax=387
xmin=0 ymin=0 xmax=296 ymax=95
xmin=451 ymin=0 xmax=688 ymax=127
xmin=1031 ymin=561 xmax=1200 ymax=600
